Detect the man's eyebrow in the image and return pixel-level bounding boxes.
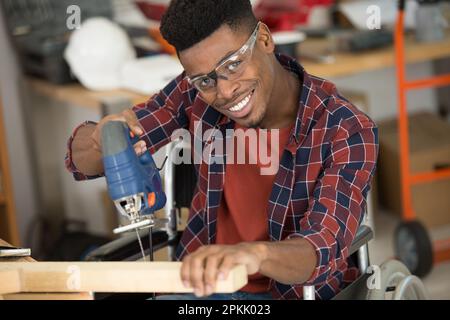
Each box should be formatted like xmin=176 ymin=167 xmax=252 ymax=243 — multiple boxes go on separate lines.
xmin=189 ymin=49 xmax=238 ymax=79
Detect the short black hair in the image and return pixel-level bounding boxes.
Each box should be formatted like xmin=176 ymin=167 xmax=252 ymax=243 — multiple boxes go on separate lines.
xmin=160 ymin=0 xmax=258 ymax=52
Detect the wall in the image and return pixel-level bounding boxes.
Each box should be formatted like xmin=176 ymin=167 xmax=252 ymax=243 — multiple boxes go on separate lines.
xmin=332 ymin=61 xmax=437 ymax=122
xmin=0 ymin=8 xmax=39 ymax=246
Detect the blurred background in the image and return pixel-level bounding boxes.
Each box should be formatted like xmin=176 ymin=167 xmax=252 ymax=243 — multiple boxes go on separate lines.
xmin=0 ymin=0 xmax=449 ymax=298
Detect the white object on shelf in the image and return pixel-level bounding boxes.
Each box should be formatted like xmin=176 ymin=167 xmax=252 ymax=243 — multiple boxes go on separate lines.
xmin=64 ymin=17 xmax=136 ymax=91
xmin=121 ymin=55 xmax=184 ymax=95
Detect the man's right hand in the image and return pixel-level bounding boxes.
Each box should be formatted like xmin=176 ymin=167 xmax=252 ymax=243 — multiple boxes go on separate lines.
xmin=71 ymin=109 xmax=147 ymax=176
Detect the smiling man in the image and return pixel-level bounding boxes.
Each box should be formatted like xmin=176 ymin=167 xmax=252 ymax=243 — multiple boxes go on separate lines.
xmin=66 ymin=0 xmax=378 ymax=300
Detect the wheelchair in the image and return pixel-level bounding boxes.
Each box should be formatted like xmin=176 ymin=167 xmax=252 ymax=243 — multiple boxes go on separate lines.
xmin=322 ymin=225 xmax=428 ymax=300
xmin=87 ymin=142 xmax=429 ymax=300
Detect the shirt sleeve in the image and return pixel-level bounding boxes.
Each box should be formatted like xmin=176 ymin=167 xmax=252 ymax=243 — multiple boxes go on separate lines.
xmin=65 ymin=72 xmax=195 ymax=181
xmin=287 ymin=117 xmax=379 ymax=286
xmin=132 ymin=72 xmax=194 ymax=155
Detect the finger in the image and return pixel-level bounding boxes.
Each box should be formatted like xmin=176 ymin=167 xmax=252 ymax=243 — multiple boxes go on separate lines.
xmin=203 ymin=253 xmax=223 ymax=296
xmin=180 ymin=247 xmax=213 ymax=289
xmin=217 ymin=254 xmax=238 ymax=281
xmin=122 ymin=109 xmax=143 ymax=136
xmin=180 ymin=255 xmax=192 ymax=289
xmin=133 ymin=140 xmax=147 ymax=155
xmin=190 ymin=255 xmax=206 ymax=297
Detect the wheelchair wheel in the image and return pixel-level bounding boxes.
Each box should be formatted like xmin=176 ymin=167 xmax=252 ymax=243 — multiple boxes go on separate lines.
xmin=367 ymin=259 xmax=428 ymax=300
xmin=394 ymin=221 xmax=433 ymax=277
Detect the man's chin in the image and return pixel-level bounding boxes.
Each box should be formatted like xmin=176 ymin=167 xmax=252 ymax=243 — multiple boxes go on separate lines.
xmin=237 ymin=115 xmax=264 ymax=129
xmin=248 ymin=122 xmax=260 ymax=129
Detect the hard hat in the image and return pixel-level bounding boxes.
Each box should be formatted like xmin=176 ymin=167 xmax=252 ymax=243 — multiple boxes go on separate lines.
xmin=64 ymin=17 xmax=136 ymax=90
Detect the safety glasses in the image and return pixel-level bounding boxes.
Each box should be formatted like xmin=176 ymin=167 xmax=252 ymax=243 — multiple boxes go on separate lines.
xmin=187 ymin=22 xmax=261 ymax=94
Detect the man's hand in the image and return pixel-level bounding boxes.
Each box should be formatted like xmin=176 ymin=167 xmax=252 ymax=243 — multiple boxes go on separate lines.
xmin=92 ymin=109 xmax=147 ymax=155
xmin=72 ymin=109 xmax=147 ymax=176
xmin=180 ymin=243 xmax=268 ymax=297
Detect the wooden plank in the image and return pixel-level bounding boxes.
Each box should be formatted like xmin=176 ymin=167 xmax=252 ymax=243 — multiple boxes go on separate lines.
xmin=2 ymin=292 xmax=93 ymax=300
xmin=0 ymin=240 xmax=94 ymax=300
xmin=0 ymin=262 xmax=247 ymax=294
xmin=0 ymin=270 xmax=21 ymax=294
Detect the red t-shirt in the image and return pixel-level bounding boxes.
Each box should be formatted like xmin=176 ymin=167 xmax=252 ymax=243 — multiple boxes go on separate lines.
xmin=215 ymin=122 xmax=294 ymax=293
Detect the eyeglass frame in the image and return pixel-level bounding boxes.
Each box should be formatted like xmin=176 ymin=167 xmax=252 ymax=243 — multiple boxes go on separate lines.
xmin=186 ymin=21 xmax=262 ymax=93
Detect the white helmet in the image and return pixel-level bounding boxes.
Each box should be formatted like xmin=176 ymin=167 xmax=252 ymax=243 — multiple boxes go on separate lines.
xmin=64 ymin=17 xmax=136 ymax=90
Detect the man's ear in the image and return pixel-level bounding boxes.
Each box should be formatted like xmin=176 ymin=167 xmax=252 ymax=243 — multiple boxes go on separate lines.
xmin=258 ymin=24 xmax=275 ymax=53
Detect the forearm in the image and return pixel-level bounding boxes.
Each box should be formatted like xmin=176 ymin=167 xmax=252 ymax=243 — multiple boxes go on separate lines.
xmin=258 ymin=238 xmax=317 ymax=285
xmin=71 ymin=123 xmax=104 ymax=176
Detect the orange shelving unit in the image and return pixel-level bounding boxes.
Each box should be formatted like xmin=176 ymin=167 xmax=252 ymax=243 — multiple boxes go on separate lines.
xmin=394 ymin=0 xmax=450 ymax=277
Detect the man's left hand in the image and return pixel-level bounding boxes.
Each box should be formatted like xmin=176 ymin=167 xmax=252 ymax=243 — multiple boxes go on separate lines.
xmin=180 ymin=243 xmax=267 ymax=297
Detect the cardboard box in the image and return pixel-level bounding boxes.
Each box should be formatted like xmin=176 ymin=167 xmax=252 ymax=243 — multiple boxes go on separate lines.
xmin=377 ymin=112 xmax=450 ymax=228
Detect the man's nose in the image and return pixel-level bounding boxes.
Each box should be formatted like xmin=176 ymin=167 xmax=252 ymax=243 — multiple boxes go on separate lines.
xmin=216 ymin=76 xmax=240 ymax=101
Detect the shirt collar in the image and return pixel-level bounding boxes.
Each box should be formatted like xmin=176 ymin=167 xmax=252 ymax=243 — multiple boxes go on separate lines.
xmin=276 ymin=53 xmax=316 ymax=148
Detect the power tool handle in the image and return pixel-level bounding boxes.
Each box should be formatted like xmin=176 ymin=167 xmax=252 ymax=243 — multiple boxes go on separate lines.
xmin=102 ymin=121 xmax=152 ymax=164
xmin=101 ymin=121 xmax=129 ymax=157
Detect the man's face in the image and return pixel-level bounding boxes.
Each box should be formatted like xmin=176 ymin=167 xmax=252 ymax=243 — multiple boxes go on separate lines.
xmin=179 ymin=24 xmax=275 ymax=128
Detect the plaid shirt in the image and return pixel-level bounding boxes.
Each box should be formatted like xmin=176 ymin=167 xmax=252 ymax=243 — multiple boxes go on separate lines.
xmin=65 ymin=54 xmax=378 ymax=300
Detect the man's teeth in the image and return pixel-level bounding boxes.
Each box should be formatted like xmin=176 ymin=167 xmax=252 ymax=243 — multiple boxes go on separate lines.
xmin=229 ymin=92 xmax=252 ymax=112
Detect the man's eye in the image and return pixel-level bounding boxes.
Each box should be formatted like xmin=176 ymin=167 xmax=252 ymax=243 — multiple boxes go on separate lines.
xmin=199 ymin=77 xmax=214 ymax=88
xmin=226 ymin=60 xmax=242 ymax=72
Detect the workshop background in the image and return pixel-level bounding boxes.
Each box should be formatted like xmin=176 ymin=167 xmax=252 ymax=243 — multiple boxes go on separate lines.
xmin=0 ymin=0 xmax=449 ymax=299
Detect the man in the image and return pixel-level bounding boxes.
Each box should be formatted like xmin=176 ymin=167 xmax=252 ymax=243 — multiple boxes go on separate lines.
xmin=66 ymin=0 xmax=378 ymax=300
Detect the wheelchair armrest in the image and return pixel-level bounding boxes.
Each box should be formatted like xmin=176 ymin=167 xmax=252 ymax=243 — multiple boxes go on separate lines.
xmin=303 ymin=225 xmax=374 ymax=300
xmin=349 ymin=225 xmax=373 ymax=255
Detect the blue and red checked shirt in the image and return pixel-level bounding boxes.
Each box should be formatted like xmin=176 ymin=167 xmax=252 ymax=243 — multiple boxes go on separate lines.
xmin=65 ymin=54 xmax=378 ymax=300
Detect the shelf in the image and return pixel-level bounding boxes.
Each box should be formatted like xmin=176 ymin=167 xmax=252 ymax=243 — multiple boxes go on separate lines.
xmin=301 ymin=31 xmax=450 ymax=78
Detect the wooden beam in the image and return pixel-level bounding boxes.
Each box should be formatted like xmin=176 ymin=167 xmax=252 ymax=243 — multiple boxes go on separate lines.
xmin=2 ymin=292 xmax=93 ymax=300
xmin=0 ymin=262 xmax=247 ymax=294
xmin=0 ymin=270 xmax=21 ymax=294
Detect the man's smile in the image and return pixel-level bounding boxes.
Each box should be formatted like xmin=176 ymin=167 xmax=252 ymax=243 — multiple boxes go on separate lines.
xmin=223 ymin=88 xmax=256 ymax=119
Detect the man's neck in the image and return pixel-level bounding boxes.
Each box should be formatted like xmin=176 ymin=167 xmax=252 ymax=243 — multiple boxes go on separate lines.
xmin=260 ymin=59 xmax=301 ymax=129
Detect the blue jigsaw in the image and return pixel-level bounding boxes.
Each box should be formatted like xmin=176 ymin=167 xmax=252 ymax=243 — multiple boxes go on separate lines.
xmin=101 ymin=121 xmax=166 ymax=234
